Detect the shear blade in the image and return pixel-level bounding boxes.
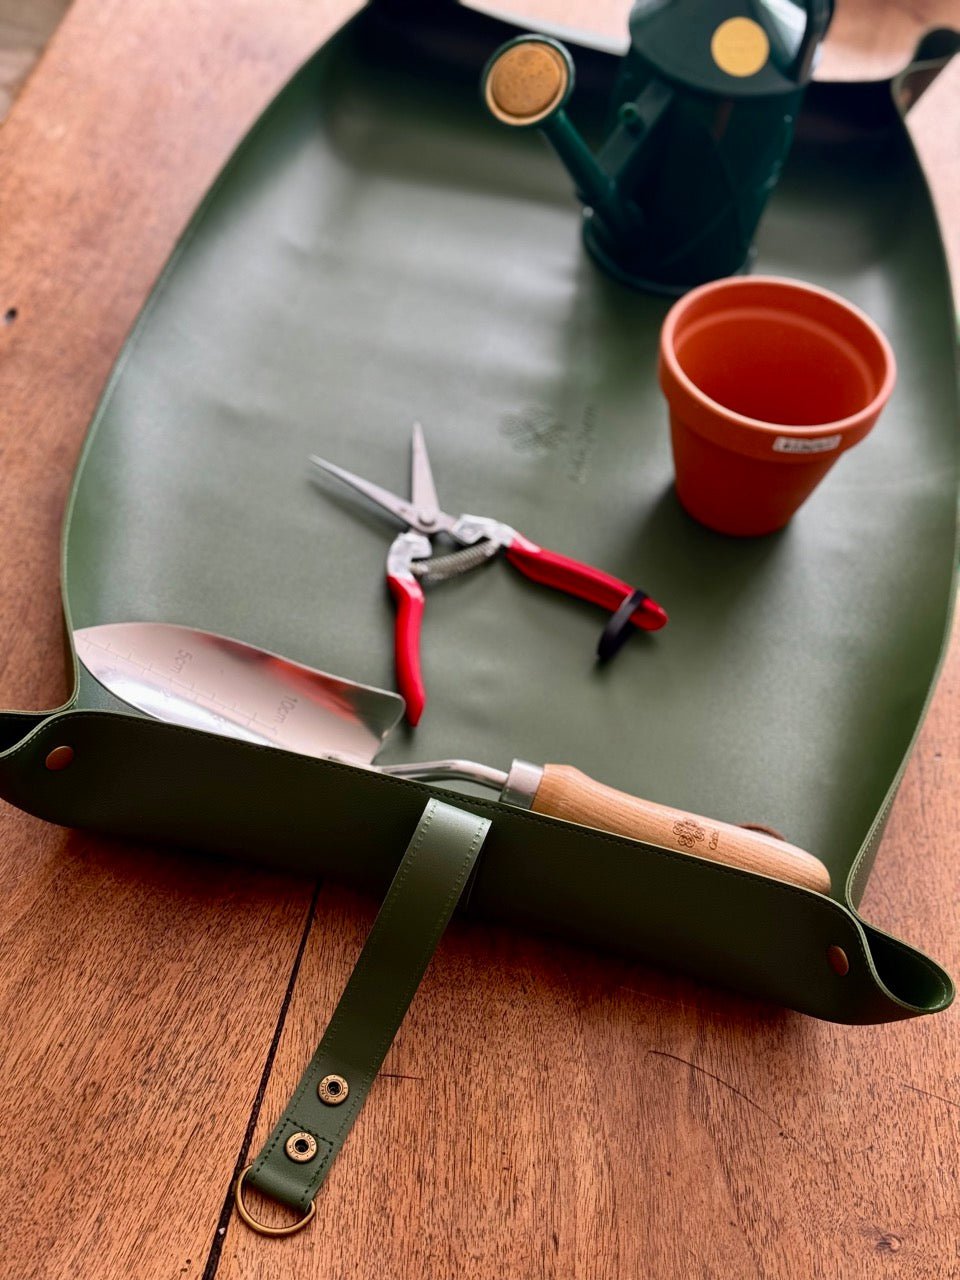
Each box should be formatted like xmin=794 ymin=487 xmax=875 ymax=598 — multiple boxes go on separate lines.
xmin=410 ymin=421 xmax=440 ymax=522
xmin=309 ymin=455 xmax=417 ymax=528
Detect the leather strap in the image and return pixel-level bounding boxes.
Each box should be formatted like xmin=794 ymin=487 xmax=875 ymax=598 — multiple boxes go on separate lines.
xmin=243 ymin=799 xmax=491 ymax=1216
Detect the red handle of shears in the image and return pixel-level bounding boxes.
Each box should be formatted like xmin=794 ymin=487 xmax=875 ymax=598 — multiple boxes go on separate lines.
xmin=387 ymin=574 xmax=427 ymax=725
xmin=505 ymin=533 xmax=668 ymax=631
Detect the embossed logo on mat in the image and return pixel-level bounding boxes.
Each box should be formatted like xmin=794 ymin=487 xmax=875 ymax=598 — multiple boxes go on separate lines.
xmin=500 ymin=404 xmax=598 ymax=483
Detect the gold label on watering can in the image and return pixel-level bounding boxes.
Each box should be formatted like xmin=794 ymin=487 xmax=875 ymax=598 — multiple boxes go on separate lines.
xmin=710 ymin=17 xmax=770 ymax=78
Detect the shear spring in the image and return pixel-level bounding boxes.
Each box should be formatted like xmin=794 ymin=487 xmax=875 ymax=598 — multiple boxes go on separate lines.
xmin=412 ymin=539 xmax=499 ymax=584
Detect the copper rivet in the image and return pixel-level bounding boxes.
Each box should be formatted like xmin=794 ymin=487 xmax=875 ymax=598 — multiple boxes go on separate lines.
xmin=44 ymin=745 xmax=74 ymax=772
xmin=318 ymin=1073 xmax=349 ymax=1105
xmin=827 ymin=945 xmax=850 ymax=976
xmin=284 ymin=1132 xmax=318 ymax=1163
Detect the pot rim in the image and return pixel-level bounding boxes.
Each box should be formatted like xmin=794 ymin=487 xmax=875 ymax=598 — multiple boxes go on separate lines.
xmin=659 ymin=274 xmax=897 ymax=444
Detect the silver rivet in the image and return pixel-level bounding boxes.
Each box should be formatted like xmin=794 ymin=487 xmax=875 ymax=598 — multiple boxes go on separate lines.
xmin=45 ymin=745 xmax=74 ymax=772
xmin=284 ymin=1132 xmax=318 ymax=1163
xmin=827 ymin=945 xmax=850 ymax=976
xmin=318 ymin=1073 xmax=349 ymax=1105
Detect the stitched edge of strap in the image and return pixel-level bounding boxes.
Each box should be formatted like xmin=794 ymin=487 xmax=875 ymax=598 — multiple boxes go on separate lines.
xmin=245 ymin=798 xmax=491 ymax=1212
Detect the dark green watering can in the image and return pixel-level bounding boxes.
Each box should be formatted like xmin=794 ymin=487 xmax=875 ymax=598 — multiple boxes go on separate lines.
xmin=481 ymin=0 xmax=834 ymax=293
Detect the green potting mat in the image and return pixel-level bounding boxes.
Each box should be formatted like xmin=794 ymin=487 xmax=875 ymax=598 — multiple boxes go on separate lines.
xmin=0 ymin=1 xmax=956 ymax=1021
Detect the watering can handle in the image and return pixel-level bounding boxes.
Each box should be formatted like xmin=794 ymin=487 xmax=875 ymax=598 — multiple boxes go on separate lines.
xmin=792 ymin=0 xmax=835 ymax=81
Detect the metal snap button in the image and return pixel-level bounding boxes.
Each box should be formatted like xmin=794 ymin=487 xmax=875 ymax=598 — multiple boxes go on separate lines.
xmin=284 ymin=1132 xmax=318 ymax=1163
xmin=317 ymin=1073 xmax=349 ymax=1105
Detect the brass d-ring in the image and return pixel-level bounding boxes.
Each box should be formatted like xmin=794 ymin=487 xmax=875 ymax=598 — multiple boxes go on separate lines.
xmin=234 ymin=1165 xmax=316 ymax=1237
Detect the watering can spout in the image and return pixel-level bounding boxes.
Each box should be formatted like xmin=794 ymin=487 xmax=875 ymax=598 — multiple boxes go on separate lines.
xmin=481 ymin=36 xmax=631 ymax=238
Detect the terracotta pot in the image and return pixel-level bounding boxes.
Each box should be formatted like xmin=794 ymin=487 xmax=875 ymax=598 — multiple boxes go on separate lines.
xmin=658 ymin=276 xmax=896 ymax=536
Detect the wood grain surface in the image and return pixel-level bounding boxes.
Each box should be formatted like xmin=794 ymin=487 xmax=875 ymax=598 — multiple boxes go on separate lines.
xmin=0 ymin=0 xmax=70 ymax=120
xmin=0 ymin=3 xmax=956 ymax=1278
xmin=531 ymin=764 xmax=832 ymax=892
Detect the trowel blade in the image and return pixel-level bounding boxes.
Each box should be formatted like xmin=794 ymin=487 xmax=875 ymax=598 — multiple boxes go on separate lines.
xmin=74 ymin=621 xmax=405 ymax=765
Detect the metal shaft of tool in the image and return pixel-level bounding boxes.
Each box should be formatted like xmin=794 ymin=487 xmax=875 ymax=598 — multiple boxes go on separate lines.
xmin=380 ymin=757 xmax=543 ymax=809
xmin=380 ymin=759 xmax=506 ymax=788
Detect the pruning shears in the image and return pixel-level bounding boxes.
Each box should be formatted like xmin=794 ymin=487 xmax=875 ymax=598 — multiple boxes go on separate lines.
xmin=310 ymin=424 xmax=667 ymax=724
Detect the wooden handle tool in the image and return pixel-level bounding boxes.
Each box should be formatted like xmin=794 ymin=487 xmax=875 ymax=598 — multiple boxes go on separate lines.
xmin=383 ymin=757 xmax=831 ymax=894
xmin=528 ymin=764 xmax=831 ymax=894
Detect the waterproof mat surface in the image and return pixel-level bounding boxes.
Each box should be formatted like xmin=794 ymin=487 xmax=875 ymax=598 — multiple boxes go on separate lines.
xmin=1 ymin=1 xmax=957 ymax=1021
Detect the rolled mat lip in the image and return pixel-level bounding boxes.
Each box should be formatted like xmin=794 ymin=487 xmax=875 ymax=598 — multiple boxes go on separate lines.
xmin=658 ymin=274 xmax=897 ymax=463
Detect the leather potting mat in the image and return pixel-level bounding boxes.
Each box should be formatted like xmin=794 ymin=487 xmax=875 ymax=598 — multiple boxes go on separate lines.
xmin=3 ymin=1 xmax=956 ymax=1019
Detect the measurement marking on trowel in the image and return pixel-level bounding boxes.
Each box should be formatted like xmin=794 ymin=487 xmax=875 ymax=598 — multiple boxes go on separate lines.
xmin=78 ymin=633 xmax=286 ymax=728
xmin=73 ymin=621 xmax=406 ymax=762
xmin=87 ymin=646 xmax=311 ymax=739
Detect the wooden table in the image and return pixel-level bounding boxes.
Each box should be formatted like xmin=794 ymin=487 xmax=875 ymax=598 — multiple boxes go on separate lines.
xmin=0 ymin=3 xmax=956 ymax=1277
